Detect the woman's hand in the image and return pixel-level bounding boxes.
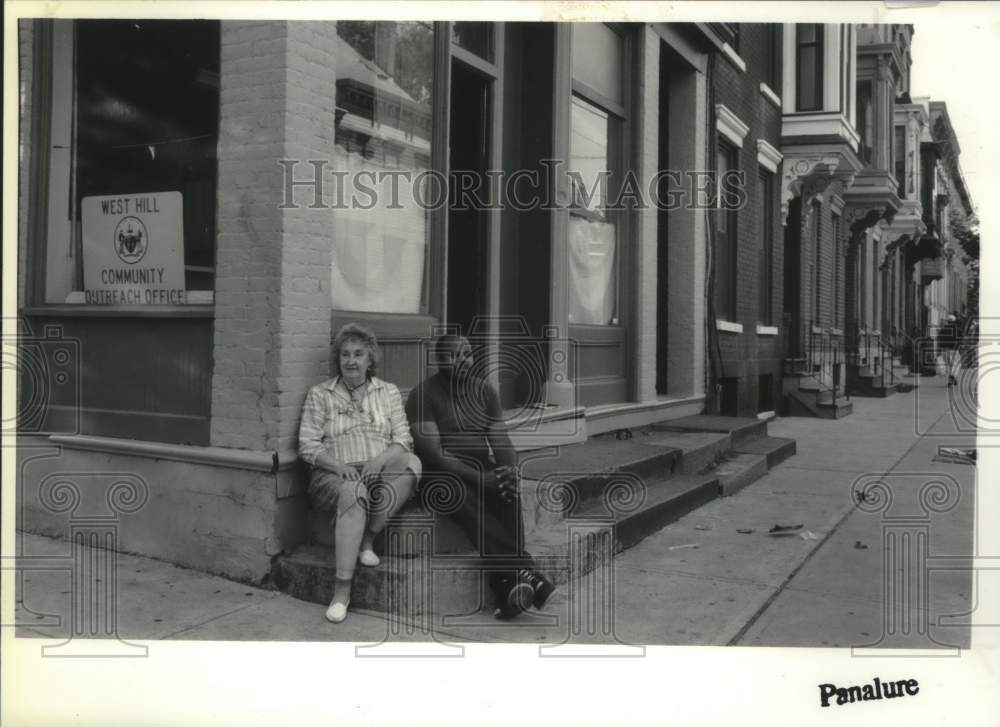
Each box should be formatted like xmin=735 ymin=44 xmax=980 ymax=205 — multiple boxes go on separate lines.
xmin=326 ymin=461 xmax=360 ymax=480
xmin=359 ymin=453 xmax=387 ymax=485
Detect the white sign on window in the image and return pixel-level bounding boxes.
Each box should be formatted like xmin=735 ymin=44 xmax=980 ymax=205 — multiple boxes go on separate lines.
xmin=81 ymin=191 xmax=186 ymax=305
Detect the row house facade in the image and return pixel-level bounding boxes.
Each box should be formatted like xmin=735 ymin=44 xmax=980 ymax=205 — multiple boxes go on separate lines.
xmin=14 ymin=18 xmax=973 ymax=580
xmin=15 ymin=18 xmax=764 ymax=580
xmin=776 ymin=23 xmax=863 ymax=417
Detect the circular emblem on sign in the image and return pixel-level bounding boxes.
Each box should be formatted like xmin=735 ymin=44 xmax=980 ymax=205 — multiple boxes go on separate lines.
xmin=114 ymin=216 xmax=149 ymax=264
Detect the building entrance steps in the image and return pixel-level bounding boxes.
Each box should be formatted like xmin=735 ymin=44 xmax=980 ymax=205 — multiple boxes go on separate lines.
xmin=276 ymin=470 xmax=722 ymax=613
xmin=277 ymin=413 xmax=797 ymax=614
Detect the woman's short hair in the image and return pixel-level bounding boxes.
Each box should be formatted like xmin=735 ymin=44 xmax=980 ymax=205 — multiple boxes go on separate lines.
xmin=333 ymin=322 xmax=380 ymax=378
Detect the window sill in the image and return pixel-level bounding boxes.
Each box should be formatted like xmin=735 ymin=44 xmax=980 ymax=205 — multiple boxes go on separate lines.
xmin=49 ymin=434 xmax=282 ymax=472
xmin=22 ymin=304 xmax=215 ymax=318
xmin=721 ymin=43 xmax=747 ymax=73
xmin=759 ymin=82 xmax=781 ymax=109
xmin=716 ymin=319 xmax=743 ymax=334
xmin=756 ymin=325 xmax=779 ymax=336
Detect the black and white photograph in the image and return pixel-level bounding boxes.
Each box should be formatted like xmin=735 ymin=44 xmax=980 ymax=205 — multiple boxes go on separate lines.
xmin=4 ymin=2 xmax=999 ymax=725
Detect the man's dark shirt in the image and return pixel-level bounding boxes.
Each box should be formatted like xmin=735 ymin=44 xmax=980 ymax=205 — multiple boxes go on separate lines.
xmin=406 ymin=371 xmax=516 ymax=481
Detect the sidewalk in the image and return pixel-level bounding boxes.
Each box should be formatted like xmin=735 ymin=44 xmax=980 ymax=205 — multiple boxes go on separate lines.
xmin=13 ymin=372 xmax=975 ymax=647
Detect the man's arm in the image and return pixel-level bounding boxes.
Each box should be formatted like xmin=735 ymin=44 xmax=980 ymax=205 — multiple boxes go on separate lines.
xmin=406 ymin=384 xmax=489 ymax=485
xmin=483 ymin=383 xmax=517 ymax=469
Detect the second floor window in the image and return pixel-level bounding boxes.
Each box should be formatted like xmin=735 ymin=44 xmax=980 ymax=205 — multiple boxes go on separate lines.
xmin=796 ymin=24 xmax=824 ymax=112
xmin=715 ymin=140 xmax=739 ymax=320
xmin=894 ymin=126 xmax=906 ymax=193
xmin=856 ymin=80 xmax=874 ymax=164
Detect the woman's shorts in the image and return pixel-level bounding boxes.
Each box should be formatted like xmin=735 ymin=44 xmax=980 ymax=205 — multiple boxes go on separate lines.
xmin=307 ymin=450 xmax=422 ymax=517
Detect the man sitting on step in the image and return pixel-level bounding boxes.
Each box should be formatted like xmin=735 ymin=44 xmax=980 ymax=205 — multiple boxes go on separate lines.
xmin=406 ymin=333 xmax=555 ymax=620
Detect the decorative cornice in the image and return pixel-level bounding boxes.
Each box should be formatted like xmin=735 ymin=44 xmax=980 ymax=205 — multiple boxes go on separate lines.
xmin=759 ymin=82 xmax=781 ymax=109
xmin=756 ymin=139 xmax=783 ymax=174
xmin=780 ymin=155 xmax=857 ymax=225
xmin=716 ymin=104 xmax=750 ymax=148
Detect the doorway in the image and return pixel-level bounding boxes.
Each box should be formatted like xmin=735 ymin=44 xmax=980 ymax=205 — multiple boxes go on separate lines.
xmin=446 ymin=60 xmax=492 ymax=334
xmin=783 ymin=197 xmax=803 ymax=357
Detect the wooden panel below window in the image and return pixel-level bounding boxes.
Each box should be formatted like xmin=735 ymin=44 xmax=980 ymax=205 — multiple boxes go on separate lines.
xmin=21 ymin=315 xmax=212 ymax=445
xmin=568 ymin=323 xmax=627 ymax=406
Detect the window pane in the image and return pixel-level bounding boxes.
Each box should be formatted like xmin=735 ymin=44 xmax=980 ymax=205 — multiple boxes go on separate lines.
xmin=332 ymin=21 xmax=434 ymax=313
xmin=856 ymin=80 xmax=874 ymax=164
xmin=570 ymin=97 xmax=610 ymax=212
xmin=797 ymin=24 xmax=817 ymax=45
xmin=571 ymin=23 xmax=623 ymax=106
xmin=758 ymin=171 xmax=772 ymax=324
xmin=568 ymin=95 xmax=618 ymax=325
xmin=797 ymin=46 xmax=818 ymax=110
xmin=46 ymin=20 xmax=220 ymax=304
xmin=568 ymin=216 xmax=617 ymax=325
xmin=451 ymin=22 xmax=493 ymax=61
xmin=894 ymin=126 xmax=906 ymax=192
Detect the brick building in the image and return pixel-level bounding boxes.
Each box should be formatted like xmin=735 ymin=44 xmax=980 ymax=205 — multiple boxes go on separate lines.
xmin=16 ymin=18 xmax=972 ymax=581
xmin=778 ymin=23 xmax=862 ymax=417
xmin=704 ymin=23 xmax=786 ymax=418
xmin=16 ymin=19 xmax=742 ymax=580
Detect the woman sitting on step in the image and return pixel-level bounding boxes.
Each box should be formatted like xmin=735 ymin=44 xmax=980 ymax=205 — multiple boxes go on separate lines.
xmin=298 ymin=323 xmax=422 ymax=623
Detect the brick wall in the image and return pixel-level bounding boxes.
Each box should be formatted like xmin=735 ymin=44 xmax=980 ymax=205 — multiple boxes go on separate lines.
xmin=211 ymin=21 xmax=334 ymax=453
xmin=712 ymin=24 xmax=785 ymax=415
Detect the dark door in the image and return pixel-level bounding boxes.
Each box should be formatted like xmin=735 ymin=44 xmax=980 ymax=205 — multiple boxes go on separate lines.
xmin=783 ymin=197 xmax=802 ymax=357
xmin=447 ymin=60 xmax=491 ymax=334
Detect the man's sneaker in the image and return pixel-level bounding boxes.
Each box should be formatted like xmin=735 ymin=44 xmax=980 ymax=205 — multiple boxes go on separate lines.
xmin=493 ymin=574 xmax=534 ymax=620
xmin=519 ymin=568 xmax=555 ymax=610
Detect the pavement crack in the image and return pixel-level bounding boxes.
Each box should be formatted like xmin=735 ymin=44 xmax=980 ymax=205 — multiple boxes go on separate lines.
xmin=159 ymin=595 xmax=280 ymax=640
xmin=725 ymin=404 xmax=955 ymax=646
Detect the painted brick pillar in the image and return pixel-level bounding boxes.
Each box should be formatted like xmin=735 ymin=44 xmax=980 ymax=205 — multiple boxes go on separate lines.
xmin=211 ymin=21 xmax=336 ymax=454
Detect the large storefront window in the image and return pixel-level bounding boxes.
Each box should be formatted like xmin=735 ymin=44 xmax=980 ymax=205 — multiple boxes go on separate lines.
xmin=568 ymin=23 xmax=625 ymax=326
xmin=42 ymin=20 xmax=220 ymax=305
xmin=331 ymin=21 xmax=434 ymax=314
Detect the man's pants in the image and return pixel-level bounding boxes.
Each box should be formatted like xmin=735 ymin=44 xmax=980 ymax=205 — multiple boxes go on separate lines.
xmin=447 ymin=468 xmax=534 ymax=607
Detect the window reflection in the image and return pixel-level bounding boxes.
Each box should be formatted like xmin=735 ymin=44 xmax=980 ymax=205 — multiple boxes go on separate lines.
xmin=332 ymin=21 xmax=434 ymax=314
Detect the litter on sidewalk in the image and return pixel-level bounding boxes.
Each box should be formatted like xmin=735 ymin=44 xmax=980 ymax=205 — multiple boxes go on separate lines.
xmin=768 ymin=523 xmax=804 ymax=536
xmin=934 ymin=446 xmax=976 ymax=465
xmin=666 ymin=543 xmax=700 ymax=551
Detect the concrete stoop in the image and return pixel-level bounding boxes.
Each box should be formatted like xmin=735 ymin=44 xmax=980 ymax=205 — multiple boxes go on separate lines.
xmin=784 ymin=387 xmax=854 ymax=419
xmin=274 ymin=414 xmax=797 ymax=612
xmin=782 ymin=371 xmax=853 ymax=419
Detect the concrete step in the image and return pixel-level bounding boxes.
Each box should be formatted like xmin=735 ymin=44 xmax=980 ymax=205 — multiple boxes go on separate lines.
xmin=711 ymin=453 xmax=769 ymax=497
xmin=849 ymin=380 xmax=898 ymax=398
xmin=279 ymin=471 xmax=721 ymax=613
xmin=651 ymin=415 xmax=767 ymax=448
xmin=783 ymin=358 xmax=810 ymax=375
xmin=816 ymin=397 xmax=853 ymax=419
xmin=309 ymin=439 xmax=682 ymax=550
xmin=633 ymin=430 xmax=732 ymax=474
xmin=518 ymin=437 xmax=681 ymax=484
xmin=733 ymin=435 xmax=796 ymax=468
xmin=506 ymin=404 xmax=588 ymax=451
